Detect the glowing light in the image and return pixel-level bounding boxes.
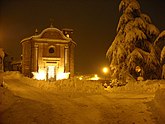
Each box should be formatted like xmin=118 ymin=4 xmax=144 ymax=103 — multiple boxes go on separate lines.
xmin=135 ymin=66 xmax=141 ymax=72
xmin=66 ymin=34 xmax=69 ymax=38
xmin=32 ymin=66 xmax=70 ymax=81
xmin=79 ymin=77 xmax=83 ymax=80
xmin=32 ymin=69 xmax=46 ymax=80
xmin=90 ymin=74 xmax=100 ymax=80
xmin=48 ymin=66 xmax=55 ymax=79
xmin=56 ymin=72 xmax=70 ymax=80
xmin=103 ymin=67 xmax=108 ymax=74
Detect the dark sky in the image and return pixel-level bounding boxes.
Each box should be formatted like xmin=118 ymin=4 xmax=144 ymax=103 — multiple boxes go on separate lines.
xmin=0 ymin=0 xmax=165 ymax=75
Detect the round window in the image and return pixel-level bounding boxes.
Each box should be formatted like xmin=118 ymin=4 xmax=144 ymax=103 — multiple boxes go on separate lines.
xmin=49 ymin=47 xmax=54 ymax=53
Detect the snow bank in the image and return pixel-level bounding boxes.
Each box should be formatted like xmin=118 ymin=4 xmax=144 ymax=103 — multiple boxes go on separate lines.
xmin=21 ymin=77 xmax=104 ymax=94
xmin=0 ymin=87 xmax=18 ymax=112
xmin=54 ymin=79 xmax=104 ymax=94
xmin=150 ymin=88 xmax=165 ymax=123
xmin=3 ymin=71 xmax=22 ymax=79
xmin=0 ymin=72 xmax=20 ymax=111
xmin=3 ymin=72 xmax=105 ymax=96
xmin=106 ymin=80 xmax=163 ymax=94
xmin=154 ymin=88 xmax=165 ymax=107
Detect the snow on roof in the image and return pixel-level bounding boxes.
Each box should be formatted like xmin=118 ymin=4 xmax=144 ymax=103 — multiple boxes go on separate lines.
xmin=20 ymin=27 xmax=76 ymax=45
xmin=11 ymin=60 xmax=22 ymax=65
xmin=40 ymin=27 xmax=66 ymax=38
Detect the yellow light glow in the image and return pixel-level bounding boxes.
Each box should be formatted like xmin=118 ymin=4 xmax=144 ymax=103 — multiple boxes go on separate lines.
xmin=48 ymin=66 xmax=55 ymax=79
xmin=57 ymin=72 xmax=70 ymax=80
xmin=32 ymin=69 xmax=46 ymax=80
xmin=32 ymin=66 xmax=70 ymax=81
xmin=79 ymin=77 xmax=83 ymax=80
xmin=103 ymin=67 xmax=108 ymax=74
xmin=90 ymin=74 xmax=99 ymax=80
xmin=135 ymin=66 xmax=141 ymax=72
xmin=66 ymin=34 xmax=69 ymax=38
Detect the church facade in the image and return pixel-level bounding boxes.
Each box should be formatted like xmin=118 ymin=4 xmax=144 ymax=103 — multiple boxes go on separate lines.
xmin=21 ymin=26 xmax=76 ymax=80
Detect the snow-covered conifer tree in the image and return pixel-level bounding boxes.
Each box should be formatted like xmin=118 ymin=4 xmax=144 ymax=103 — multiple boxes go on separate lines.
xmin=106 ymin=0 xmax=161 ymax=82
xmin=154 ymin=30 xmax=165 ymax=78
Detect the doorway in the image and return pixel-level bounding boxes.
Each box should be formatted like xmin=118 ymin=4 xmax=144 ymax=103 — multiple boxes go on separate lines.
xmin=47 ymin=66 xmax=56 ymax=80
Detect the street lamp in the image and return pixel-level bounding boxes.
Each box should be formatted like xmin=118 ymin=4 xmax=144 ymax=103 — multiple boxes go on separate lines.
xmin=135 ymin=66 xmax=143 ymax=81
xmin=103 ymin=67 xmax=108 ymax=74
xmin=102 ymin=67 xmax=109 ymax=80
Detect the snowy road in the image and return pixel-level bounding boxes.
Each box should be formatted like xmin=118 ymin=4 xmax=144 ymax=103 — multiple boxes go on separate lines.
xmin=0 ymin=78 xmax=157 ymax=124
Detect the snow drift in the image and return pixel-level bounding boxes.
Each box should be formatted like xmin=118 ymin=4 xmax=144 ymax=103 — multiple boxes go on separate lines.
xmin=3 ymin=71 xmax=105 ymax=96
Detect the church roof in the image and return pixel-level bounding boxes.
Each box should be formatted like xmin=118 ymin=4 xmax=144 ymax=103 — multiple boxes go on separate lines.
xmin=21 ymin=27 xmax=76 ymax=45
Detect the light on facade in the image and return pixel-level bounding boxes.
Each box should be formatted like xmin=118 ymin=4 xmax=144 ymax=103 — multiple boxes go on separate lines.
xmin=32 ymin=66 xmax=70 ymax=81
xmin=56 ymin=72 xmax=70 ymax=80
xmin=32 ymin=68 xmax=46 ymax=80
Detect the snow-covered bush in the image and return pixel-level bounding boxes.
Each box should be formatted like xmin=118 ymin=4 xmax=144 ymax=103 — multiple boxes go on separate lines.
xmin=107 ymin=80 xmax=161 ymax=94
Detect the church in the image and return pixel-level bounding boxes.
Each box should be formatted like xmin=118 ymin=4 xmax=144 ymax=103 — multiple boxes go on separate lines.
xmin=20 ymin=25 xmax=76 ymax=80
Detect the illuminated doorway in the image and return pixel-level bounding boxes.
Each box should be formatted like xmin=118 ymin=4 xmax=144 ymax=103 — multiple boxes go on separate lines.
xmin=47 ymin=66 xmax=56 ymax=80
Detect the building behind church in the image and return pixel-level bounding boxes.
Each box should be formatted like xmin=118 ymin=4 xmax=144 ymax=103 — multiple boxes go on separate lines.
xmin=20 ymin=25 xmax=76 ymax=80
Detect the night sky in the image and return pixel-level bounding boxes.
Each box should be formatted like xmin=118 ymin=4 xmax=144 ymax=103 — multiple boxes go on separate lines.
xmin=0 ymin=0 xmax=165 ymax=75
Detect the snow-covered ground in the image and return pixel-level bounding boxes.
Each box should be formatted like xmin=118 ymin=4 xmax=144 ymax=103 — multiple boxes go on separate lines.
xmin=0 ymin=71 xmax=165 ymax=124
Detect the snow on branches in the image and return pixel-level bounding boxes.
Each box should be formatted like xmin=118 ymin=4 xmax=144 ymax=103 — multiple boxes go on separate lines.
xmin=106 ymin=0 xmax=163 ymax=82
